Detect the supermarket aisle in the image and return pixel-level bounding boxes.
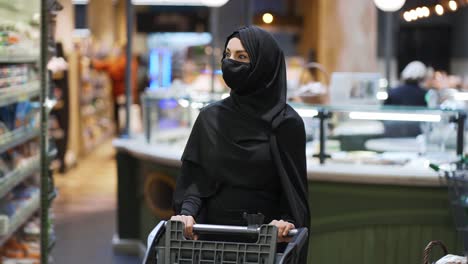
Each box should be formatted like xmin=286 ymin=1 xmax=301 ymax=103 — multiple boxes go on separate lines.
xmin=52 ymin=141 xmax=140 ymax=264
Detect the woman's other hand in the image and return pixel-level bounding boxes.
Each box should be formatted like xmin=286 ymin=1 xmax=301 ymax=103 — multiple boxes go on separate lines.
xmin=170 ymin=215 xmax=198 ymax=240
xmin=269 ymin=220 xmax=295 ymax=243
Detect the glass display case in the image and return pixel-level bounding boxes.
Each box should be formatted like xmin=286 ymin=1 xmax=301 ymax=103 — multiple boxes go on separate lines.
xmin=141 ymin=90 xmax=222 ymax=145
xmin=141 ymin=90 xmax=466 ymax=171
xmin=292 ymin=103 xmax=466 ymax=166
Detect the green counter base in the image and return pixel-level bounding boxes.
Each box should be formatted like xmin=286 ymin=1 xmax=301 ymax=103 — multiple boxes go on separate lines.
xmin=309 ymin=181 xmax=462 ymax=263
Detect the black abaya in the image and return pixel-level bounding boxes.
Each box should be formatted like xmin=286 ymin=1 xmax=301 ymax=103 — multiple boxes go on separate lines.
xmin=173 ymin=26 xmax=310 ymax=262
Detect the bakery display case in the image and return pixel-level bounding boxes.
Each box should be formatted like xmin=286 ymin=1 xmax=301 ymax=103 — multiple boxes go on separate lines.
xmin=292 ymin=103 xmax=466 ymax=166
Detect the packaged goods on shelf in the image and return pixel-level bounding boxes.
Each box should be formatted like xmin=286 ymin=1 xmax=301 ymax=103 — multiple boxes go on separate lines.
xmin=0 ymin=21 xmax=39 ymax=59
xmin=0 ymin=217 xmax=40 ymax=264
xmin=0 ymin=187 xmax=39 ymax=241
xmin=0 ymin=1 xmax=52 ymax=262
xmin=0 ymin=65 xmax=29 ymax=89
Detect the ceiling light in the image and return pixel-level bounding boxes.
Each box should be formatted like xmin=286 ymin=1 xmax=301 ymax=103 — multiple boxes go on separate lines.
xmin=435 ymin=4 xmax=444 ymax=15
xmin=373 ymin=0 xmax=406 ymax=12
xmin=422 ymin=6 xmax=430 ymax=17
xmin=410 ymin=9 xmax=418 ymax=20
xmin=449 ymin=0 xmax=458 ymax=11
xmin=403 ymin=11 xmax=412 ymax=21
xmin=416 ymin=7 xmax=424 ymax=18
xmin=132 ymin=0 xmax=230 ymax=6
xmin=262 ymin=13 xmax=274 ymax=24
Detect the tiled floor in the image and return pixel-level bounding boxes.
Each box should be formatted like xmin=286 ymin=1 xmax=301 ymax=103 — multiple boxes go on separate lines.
xmin=52 ymin=141 xmax=140 ymax=264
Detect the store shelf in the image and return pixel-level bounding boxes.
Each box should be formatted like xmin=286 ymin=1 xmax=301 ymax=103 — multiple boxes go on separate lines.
xmin=0 ymin=191 xmax=40 ymax=247
xmin=0 ymin=81 xmax=41 ymax=108
xmin=0 ymin=128 xmax=40 ymax=154
xmin=0 ymin=56 xmax=38 ymax=64
xmin=0 ymin=156 xmax=39 ymax=198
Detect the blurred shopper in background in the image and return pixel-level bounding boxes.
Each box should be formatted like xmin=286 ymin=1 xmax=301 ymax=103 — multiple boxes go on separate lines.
xmin=92 ymin=44 xmax=138 ymax=133
xmin=383 ymin=61 xmax=429 ymax=137
xmin=384 ymin=61 xmax=428 ymax=107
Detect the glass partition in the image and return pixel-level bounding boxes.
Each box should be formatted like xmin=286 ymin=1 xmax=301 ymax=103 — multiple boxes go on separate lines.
xmin=291 ymin=102 xmax=465 ymax=165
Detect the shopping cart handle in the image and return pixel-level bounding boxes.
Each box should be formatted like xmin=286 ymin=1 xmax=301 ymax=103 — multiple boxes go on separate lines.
xmin=279 ymin=227 xmax=309 ymax=264
xmin=142 ymin=221 xmax=166 ymax=264
xmin=192 ymin=223 xmax=299 ymax=237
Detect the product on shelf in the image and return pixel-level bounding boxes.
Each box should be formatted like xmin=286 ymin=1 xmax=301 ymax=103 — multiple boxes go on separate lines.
xmin=0 ymin=140 xmax=39 ymax=178
xmin=0 ymin=101 xmax=40 ymax=134
xmin=0 ymin=65 xmax=29 ymax=89
xmin=0 ymin=122 xmax=8 ymax=139
xmin=0 ymin=159 xmax=10 ymax=178
xmin=0 ymin=2 xmax=50 ymax=263
xmin=0 ymin=20 xmax=40 ymax=58
xmin=0 ymin=184 xmax=39 ymax=239
xmin=0 ymin=217 xmax=40 ymax=264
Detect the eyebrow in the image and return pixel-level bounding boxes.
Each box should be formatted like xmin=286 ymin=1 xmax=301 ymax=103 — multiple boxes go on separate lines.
xmin=225 ymin=48 xmax=247 ymax=54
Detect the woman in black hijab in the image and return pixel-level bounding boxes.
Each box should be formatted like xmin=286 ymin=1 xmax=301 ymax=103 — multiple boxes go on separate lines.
xmin=172 ymin=26 xmax=310 ymax=258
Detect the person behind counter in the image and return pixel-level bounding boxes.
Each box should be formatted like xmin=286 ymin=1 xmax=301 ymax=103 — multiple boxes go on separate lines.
xmin=384 ymin=61 xmax=428 ymax=107
xmin=383 ymin=61 xmax=429 ymax=137
xmin=171 ymin=26 xmax=310 ymax=262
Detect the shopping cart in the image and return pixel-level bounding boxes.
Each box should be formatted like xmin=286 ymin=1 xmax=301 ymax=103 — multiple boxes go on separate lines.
xmin=142 ymin=220 xmax=308 ymax=264
xmin=430 ymin=157 xmax=468 ymax=257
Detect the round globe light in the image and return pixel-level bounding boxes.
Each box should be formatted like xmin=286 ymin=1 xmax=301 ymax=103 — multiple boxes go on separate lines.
xmin=410 ymin=9 xmax=418 ymax=20
xmin=373 ymin=0 xmax=406 ymax=12
xmin=422 ymin=7 xmax=430 ymax=17
xmin=200 ymin=0 xmax=230 ymax=7
xmin=262 ymin=13 xmax=274 ymax=24
xmin=449 ymin=0 xmax=458 ymax=11
xmin=435 ymin=4 xmax=444 ymax=15
xmin=403 ymin=11 xmax=412 ymax=22
xmin=416 ymin=7 xmax=424 ymax=18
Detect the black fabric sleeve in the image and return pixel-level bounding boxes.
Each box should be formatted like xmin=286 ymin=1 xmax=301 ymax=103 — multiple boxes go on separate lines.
xmin=279 ymin=191 xmax=296 ymax=226
xmin=274 ymin=107 xmax=311 ymax=264
xmin=180 ymin=195 xmax=202 ymax=217
xmin=174 ymin=160 xmax=205 ymax=217
xmin=274 ymin=106 xmax=310 ymax=229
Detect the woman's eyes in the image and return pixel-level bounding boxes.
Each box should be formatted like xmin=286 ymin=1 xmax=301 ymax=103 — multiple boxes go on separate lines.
xmin=224 ymin=52 xmax=249 ymax=61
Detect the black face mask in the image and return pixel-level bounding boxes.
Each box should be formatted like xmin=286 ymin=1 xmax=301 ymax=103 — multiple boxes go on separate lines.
xmin=222 ymin=59 xmax=251 ymax=94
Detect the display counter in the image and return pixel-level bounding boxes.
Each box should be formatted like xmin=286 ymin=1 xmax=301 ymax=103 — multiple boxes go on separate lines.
xmin=113 ymin=136 xmax=462 ymax=263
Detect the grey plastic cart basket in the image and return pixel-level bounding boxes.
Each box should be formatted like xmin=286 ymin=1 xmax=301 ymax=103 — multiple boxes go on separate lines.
xmin=142 ymin=220 xmax=308 ymax=264
xmin=431 ymin=160 xmax=468 ymax=257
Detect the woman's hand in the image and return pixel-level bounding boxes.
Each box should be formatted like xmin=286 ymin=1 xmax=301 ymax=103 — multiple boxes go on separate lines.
xmin=170 ymin=215 xmax=198 ymax=240
xmin=269 ymin=220 xmax=295 ymax=243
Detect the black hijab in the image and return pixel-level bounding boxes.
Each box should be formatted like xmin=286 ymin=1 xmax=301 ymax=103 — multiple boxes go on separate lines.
xmin=174 ymin=26 xmax=310 ymax=260
xmin=226 ymin=26 xmax=287 ymax=124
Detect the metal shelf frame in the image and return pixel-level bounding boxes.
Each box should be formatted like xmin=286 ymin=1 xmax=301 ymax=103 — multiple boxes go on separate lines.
xmin=0 ymin=56 xmax=38 ymax=64
xmin=0 ymin=156 xmax=40 ymax=198
xmin=0 ymin=81 xmax=41 ymax=108
xmin=0 ymin=128 xmax=40 ymax=154
xmin=0 ymin=192 xmax=40 ymax=247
